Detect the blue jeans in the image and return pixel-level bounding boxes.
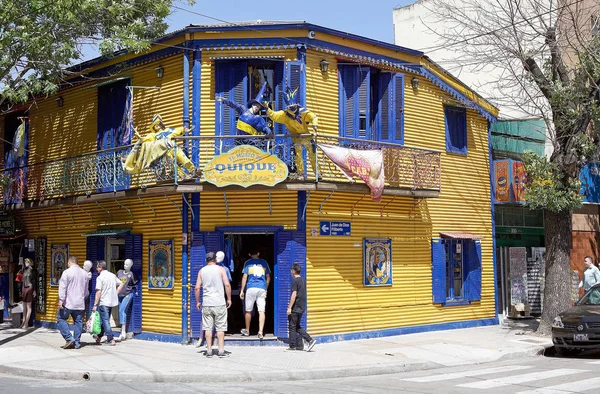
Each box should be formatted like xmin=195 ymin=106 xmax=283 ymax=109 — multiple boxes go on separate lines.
xmin=57 ymin=308 xmax=84 ymax=347
xmin=119 ymin=293 xmax=133 ymax=326
xmin=98 ymin=305 xmax=114 ymax=341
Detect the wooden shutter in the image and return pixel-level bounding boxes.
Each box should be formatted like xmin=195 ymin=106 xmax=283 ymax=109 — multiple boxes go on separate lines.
xmin=125 ymin=234 xmax=143 ymax=333
xmin=339 ymin=65 xmax=357 ymax=138
xmin=445 ymin=105 xmax=467 ymax=154
xmin=431 ymin=238 xmax=447 ymax=304
xmin=274 ymin=230 xmax=306 ymax=338
xmin=215 ymin=61 xmax=248 ymax=138
xmin=464 ymin=240 xmax=482 ymax=301
xmin=378 ymin=73 xmax=392 ymax=141
xmin=393 ymin=74 xmax=404 ymax=145
xmin=86 ymin=236 xmax=105 ymax=314
xmin=357 ymin=68 xmax=370 ymax=139
xmin=190 ymin=231 xmax=222 ymax=338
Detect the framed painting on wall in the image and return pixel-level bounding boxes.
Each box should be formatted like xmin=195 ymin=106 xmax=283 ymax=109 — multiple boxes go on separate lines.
xmin=50 ymin=244 xmax=69 ymax=287
xmin=148 ymin=240 xmax=174 ymax=290
xmin=363 ymin=238 xmax=392 ymax=286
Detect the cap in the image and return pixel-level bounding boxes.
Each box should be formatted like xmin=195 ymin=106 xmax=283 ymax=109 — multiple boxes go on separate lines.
xmin=247 ymin=99 xmax=263 ymax=109
xmin=206 ymin=252 xmax=216 ymax=262
xmin=216 ymin=251 xmax=225 ymax=263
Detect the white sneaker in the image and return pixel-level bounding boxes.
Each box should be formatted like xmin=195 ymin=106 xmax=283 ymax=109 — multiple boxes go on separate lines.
xmin=119 ymin=333 xmax=126 ymax=342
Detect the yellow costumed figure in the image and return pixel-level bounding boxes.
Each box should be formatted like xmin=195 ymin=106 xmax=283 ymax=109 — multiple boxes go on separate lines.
xmin=265 ymin=88 xmax=318 ymax=178
xmin=123 ymin=115 xmax=197 ymax=178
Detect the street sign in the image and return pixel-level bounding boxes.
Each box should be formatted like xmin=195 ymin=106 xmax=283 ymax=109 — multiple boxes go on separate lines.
xmin=319 ymin=221 xmax=351 ymax=236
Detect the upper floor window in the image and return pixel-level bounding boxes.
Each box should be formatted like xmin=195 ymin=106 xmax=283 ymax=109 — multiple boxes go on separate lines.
xmin=338 ymin=65 xmax=404 ymax=144
xmin=444 ymin=105 xmax=467 ymax=155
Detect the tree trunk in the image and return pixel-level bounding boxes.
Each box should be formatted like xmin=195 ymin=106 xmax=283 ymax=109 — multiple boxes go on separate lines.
xmin=537 ymin=209 xmax=573 ymax=335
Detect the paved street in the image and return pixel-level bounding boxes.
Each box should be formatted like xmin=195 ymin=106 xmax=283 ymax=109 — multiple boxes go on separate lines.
xmin=1 ymin=354 xmax=600 ymax=393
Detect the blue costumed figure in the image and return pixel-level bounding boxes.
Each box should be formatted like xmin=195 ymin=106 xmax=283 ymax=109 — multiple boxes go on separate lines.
xmin=216 ymin=83 xmax=272 ymax=149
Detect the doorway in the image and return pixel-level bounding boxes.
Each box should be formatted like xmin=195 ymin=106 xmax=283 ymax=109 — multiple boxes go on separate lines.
xmin=105 ymin=237 xmax=126 ymax=327
xmin=224 ymin=232 xmax=275 ymax=336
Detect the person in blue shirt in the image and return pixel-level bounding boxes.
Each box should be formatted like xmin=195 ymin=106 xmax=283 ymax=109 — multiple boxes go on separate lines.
xmin=239 ymin=249 xmax=271 ymax=339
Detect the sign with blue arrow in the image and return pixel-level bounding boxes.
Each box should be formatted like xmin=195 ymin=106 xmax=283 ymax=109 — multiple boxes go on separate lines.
xmin=319 ymin=221 xmax=351 ymax=236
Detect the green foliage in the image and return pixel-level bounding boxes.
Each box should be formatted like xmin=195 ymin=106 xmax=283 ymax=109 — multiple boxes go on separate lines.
xmin=523 ymin=150 xmax=583 ymax=212
xmin=0 ymin=0 xmax=194 ymax=106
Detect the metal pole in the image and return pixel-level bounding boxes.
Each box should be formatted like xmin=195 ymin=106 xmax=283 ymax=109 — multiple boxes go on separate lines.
xmin=182 ymin=193 xmax=189 ymax=343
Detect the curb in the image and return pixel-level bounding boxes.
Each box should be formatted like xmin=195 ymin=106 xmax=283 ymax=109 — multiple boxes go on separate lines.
xmin=0 ymin=346 xmax=546 ymax=383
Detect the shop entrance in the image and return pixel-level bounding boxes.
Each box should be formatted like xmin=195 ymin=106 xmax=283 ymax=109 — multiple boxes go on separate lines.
xmin=105 ymin=237 xmax=126 ymax=327
xmin=224 ymin=232 xmax=275 ymax=337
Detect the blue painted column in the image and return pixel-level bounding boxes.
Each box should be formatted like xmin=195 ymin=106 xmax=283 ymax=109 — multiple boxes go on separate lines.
xmin=192 ymin=45 xmax=201 ymax=231
xmin=181 ymin=43 xmax=191 ymax=343
xmin=487 ymin=120 xmax=499 ymax=320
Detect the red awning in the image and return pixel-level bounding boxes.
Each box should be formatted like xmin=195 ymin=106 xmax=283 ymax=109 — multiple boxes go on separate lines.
xmin=440 ymin=232 xmax=484 ymax=240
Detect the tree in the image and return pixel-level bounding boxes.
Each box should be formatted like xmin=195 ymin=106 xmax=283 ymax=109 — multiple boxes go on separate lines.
xmin=0 ymin=0 xmax=193 ymax=110
xmin=423 ymin=0 xmax=600 ymax=334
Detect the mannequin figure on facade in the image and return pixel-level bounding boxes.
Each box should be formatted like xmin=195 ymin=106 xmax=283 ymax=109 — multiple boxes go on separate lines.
xmin=21 ymin=258 xmax=34 ymax=329
xmin=117 ymin=259 xmax=137 ymax=341
xmin=83 ymin=260 xmax=93 ymax=322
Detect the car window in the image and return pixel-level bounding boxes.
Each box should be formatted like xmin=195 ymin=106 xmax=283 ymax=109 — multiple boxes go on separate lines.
xmin=580 ymin=287 xmax=600 ymax=305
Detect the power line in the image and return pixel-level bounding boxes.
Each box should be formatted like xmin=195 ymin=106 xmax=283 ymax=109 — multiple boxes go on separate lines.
xmin=417 ymin=0 xmax=585 ymax=53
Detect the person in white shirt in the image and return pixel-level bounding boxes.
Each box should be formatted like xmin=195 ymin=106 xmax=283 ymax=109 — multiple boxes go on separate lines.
xmin=92 ymin=261 xmax=124 ymax=346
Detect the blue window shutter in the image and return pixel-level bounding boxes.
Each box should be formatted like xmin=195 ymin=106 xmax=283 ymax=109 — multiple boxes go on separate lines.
xmin=464 ymin=240 xmax=482 ymax=301
xmin=274 ymin=63 xmax=285 ymax=135
xmin=125 ymin=234 xmax=143 ymax=333
xmin=431 ymin=238 xmax=447 ymax=304
xmin=190 ymin=231 xmax=222 ymax=338
xmin=274 ymin=230 xmax=306 ymax=339
xmin=444 ymin=105 xmax=467 ymax=154
xmin=285 ymin=61 xmax=304 ymax=102
xmin=393 ymin=74 xmax=404 ymax=145
xmin=215 ymin=61 xmax=247 ymax=138
xmin=357 ymin=67 xmax=370 ymax=140
xmin=339 ymin=65 xmax=358 ymax=138
xmin=86 ymin=236 xmax=105 ymax=314
xmin=378 ymin=73 xmax=392 ymax=142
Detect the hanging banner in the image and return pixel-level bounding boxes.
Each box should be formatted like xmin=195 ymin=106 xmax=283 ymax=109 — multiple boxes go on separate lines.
xmin=148 ymin=239 xmax=174 ymax=290
xmin=203 ymin=145 xmax=289 ymax=188
xmin=318 ymin=144 xmax=385 ymax=202
xmin=494 ymin=160 xmax=510 ymax=203
xmin=50 ymin=244 xmax=69 ymax=287
xmin=512 ymin=161 xmax=526 ymax=203
xmin=35 ymin=238 xmax=47 ymax=313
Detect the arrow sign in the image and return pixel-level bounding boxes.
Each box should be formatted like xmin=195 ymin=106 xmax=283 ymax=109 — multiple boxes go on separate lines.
xmin=319 ymin=221 xmax=331 ymax=236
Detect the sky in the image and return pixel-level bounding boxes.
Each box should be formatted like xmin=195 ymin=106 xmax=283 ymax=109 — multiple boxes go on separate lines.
xmin=80 ymin=0 xmax=415 ymax=61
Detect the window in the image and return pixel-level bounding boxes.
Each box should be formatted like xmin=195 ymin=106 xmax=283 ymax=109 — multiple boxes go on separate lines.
xmin=431 ymin=237 xmax=482 ymax=304
xmin=444 ymin=105 xmax=467 ymax=154
xmin=338 ymin=65 xmax=404 ymax=143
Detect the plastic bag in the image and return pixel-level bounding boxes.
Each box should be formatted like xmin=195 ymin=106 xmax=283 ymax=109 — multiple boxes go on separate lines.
xmin=86 ymin=311 xmax=101 ymax=335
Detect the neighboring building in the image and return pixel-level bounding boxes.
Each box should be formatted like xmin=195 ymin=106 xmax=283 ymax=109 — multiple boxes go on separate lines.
xmin=0 ymin=22 xmax=498 ymax=343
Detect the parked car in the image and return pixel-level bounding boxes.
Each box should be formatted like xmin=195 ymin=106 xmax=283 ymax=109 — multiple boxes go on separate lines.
xmin=552 ymin=283 xmax=600 ymax=356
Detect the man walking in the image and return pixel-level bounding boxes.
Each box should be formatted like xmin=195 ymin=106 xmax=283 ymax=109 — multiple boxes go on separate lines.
xmin=195 ymin=252 xmax=232 ymax=358
xmin=92 ymin=261 xmax=123 ymax=346
xmin=286 ymin=263 xmax=316 ymax=352
xmin=57 ymin=256 xmax=88 ymax=349
xmin=240 ymin=249 xmax=270 ymax=339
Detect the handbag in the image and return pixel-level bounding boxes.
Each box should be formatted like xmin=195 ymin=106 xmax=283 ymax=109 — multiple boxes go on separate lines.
xmin=15 ymin=271 xmax=23 ymax=283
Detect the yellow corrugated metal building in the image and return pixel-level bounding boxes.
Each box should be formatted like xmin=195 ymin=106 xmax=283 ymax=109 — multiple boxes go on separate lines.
xmin=0 ymin=22 xmax=499 ymax=343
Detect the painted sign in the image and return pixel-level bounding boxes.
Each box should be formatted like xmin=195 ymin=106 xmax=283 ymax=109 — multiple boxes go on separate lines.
xmin=319 ymin=221 xmax=351 ymax=236
xmin=203 ymin=145 xmax=288 ymax=188
xmin=364 ymin=238 xmax=392 ymax=286
xmin=148 ymin=239 xmax=174 ymax=290
xmin=35 ymin=238 xmax=47 ymax=313
xmin=512 ymin=161 xmax=526 ymax=203
xmin=50 ymin=244 xmax=69 ymax=287
xmin=494 ymin=160 xmax=510 ymax=203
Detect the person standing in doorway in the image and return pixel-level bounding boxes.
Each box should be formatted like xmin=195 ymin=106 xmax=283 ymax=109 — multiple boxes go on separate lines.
xmin=240 ymin=249 xmax=270 ymax=339
xmin=286 ymin=263 xmax=316 ymax=352
xmin=92 ymin=261 xmax=124 ymax=346
xmin=20 ymin=258 xmax=34 ymax=329
xmin=57 ymin=256 xmax=88 ymax=349
xmin=83 ymin=260 xmax=93 ymax=323
xmin=117 ymin=258 xmax=137 ymax=341
xmin=195 ymin=252 xmax=232 ymax=358
xmin=579 ymin=256 xmax=600 ymax=292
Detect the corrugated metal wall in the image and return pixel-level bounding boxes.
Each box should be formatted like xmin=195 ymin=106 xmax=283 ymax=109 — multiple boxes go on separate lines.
xmin=17 ymin=195 xmax=184 ymax=334
xmin=304 ymin=77 xmax=494 ymax=335
xmin=305 ymin=51 xmax=338 ymax=137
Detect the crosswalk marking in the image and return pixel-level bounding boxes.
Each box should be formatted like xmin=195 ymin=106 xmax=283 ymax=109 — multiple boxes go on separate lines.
xmin=516 ymin=376 xmax=600 ymax=394
xmin=457 ymin=369 xmax=587 ymax=389
xmin=401 ymin=365 xmax=533 ymax=383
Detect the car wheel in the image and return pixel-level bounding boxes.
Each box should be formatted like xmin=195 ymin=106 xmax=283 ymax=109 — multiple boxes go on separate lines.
xmin=555 ymin=346 xmax=580 ymax=357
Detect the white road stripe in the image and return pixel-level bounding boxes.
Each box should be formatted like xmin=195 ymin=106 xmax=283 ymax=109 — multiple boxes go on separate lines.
xmin=516 ymin=376 xmax=600 ymax=394
xmin=587 ymin=360 xmax=600 ymax=364
xmin=457 ymin=369 xmax=587 ymax=389
xmin=401 ymin=365 xmax=533 ymax=383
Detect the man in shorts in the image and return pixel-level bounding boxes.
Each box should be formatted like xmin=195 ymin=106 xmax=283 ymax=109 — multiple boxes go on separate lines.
xmin=195 ymin=252 xmax=232 ymax=358
xmin=240 ymin=249 xmax=271 ymax=339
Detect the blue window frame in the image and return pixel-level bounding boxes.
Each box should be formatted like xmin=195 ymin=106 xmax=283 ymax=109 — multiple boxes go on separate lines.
xmin=432 ymin=237 xmax=481 ymax=305
xmin=444 ymin=105 xmax=467 ymax=154
xmin=339 ymin=65 xmax=404 ymax=144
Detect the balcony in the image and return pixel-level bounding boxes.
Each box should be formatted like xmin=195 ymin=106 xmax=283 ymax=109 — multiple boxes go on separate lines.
xmin=2 ymin=134 xmax=441 ymax=205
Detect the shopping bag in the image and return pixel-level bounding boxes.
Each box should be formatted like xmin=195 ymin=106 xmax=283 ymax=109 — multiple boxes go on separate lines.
xmin=86 ymin=311 xmax=101 ymax=335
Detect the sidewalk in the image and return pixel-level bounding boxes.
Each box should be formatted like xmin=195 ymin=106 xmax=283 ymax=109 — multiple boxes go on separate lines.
xmin=0 ymin=320 xmax=552 ymax=383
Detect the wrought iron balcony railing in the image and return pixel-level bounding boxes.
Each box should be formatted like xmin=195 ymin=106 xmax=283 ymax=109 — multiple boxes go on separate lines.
xmin=2 ymin=134 xmax=441 ymax=203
